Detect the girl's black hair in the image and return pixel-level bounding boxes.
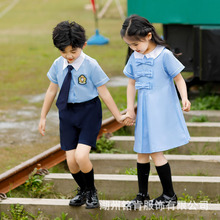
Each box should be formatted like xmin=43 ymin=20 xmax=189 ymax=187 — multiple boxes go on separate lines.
xmin=120 ymin=14 xmax=169 ymax=48
xmin=52 ymin=21 xmax=87 ymax=51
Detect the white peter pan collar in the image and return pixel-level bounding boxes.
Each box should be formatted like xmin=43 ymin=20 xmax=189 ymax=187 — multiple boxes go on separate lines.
xmin=134 ymin=45 xmax=165 ymax=59
xmin=63 ymin=51 xmax=85 ymax=71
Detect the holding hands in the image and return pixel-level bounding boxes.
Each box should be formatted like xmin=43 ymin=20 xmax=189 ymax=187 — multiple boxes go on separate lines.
xmin=117 ymin=110 xmax=136 ymax=126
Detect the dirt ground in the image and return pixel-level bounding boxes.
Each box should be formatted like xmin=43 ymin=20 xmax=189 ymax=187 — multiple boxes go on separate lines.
xmin=0 ymin=93 xmax=62 ymax=173
xmin=0 ymin=100 xmax=59 ymax=148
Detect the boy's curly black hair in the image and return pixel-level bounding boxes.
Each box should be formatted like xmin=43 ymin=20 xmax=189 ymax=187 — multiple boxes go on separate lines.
xmin=52 ymin=21 xmax=87 ymax=51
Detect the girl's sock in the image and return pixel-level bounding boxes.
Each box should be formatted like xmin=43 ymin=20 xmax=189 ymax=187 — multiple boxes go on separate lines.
xmin=155 ymin=162 xmax=175 ymax=197
xmin=71 ymin=170 xmax=86 ymax=191
xmin=137 ymin=162 xmax=150 ymax=195
xmin=82 ymin=168 xmax=95 ymax=191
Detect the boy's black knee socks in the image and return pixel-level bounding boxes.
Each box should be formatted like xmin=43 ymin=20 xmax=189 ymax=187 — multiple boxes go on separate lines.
xmin=82 ymin=168 xmax=95 ymax=191
xmin=71 ymin=171 xmax=86 ymax=191
xmin=155 ymin=162 xmax=175 ymax=197
xmin=137 ymin=162 xmax=150 ymax=195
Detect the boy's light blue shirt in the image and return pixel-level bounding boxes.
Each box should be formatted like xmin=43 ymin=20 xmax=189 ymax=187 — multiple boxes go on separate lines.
xmin=47 ymin=51 xmax=109 ymax=103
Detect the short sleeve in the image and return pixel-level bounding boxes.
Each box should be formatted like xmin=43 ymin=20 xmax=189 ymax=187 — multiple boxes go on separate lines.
xmin=123 ymin=56 xmax=135 ymax=79
xmin=163 ymin=50 xmax=185 ymax=78
xmin=47 ymin=61 xmax=58 ymax=84
xmin=91 ymin=62 xmax=109 ymax=87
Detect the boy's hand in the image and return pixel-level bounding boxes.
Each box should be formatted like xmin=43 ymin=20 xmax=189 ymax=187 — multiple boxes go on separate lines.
xmin=117 ymin=114 xmax=128 ymax=123
xmin=116 ymin=112 xmax=135 ymax=125
xmin=182 ymin=99 xmax=191 ymax=112
xmin=123 ymin=117 xmax=135 ymax=126
xmin=38 ymin=118 xmax=46 ymax=136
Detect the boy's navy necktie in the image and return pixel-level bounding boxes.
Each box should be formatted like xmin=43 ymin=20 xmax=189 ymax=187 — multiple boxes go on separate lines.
xmin=56 ymin=65 xmax=73 ymax=110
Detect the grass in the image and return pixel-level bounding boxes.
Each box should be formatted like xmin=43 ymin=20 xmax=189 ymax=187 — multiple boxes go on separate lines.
xmin=189 ymin=115 xmax=208 ymax=122
xmin=0 ymin=0 xmax=128 ymax=109
xmin=0 ymin=0 xmax=128 ymax=174
xmin=191 ymin=95 xmax=220 ymax=110
xmin=0 ymin=137 xmax=59 ymax=172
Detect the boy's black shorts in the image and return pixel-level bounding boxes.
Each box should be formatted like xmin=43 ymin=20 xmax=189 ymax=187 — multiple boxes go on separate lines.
xmin=59 ymin=96 xmax=102 ymax=151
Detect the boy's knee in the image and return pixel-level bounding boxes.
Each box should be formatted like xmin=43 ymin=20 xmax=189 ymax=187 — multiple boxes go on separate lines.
xmin=75 ymin=152 xmax=89 ymax=165
xmin=69 ymin=166 xmax=80 ymax=174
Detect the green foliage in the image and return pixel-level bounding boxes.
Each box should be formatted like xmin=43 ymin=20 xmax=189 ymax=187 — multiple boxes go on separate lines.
xmin=196 ymin=191 xmax=211 ymax=203
xmin=10 ymin=204 xmax=29 ymax=220
xmin=195 ymin=171 xmax=208 ymax=176
xmin=113 ymin=215 xmax=178 ymax=220
xmin=49 ymin=162 xmax=69 ymax=173
xmin=89 ymin=212 xmax=103 ymax=220
xmin=54 ymin=212 xmax=72 ymax=220
xmin=93 ymin=135 xmax=121 ymax=153
xmin=124 ymin=168 xmax=137 ymax=175
xmin=178 ymin=191 xmax=210 ymax=203
xmin=191 ymin=95 xmax=220 ymax=110
xmin=113 ymin=126 xmax=133 ymax=136
xmin=0 ymin=208 xmax=72 ymax=220
xmin=178 ymin=193 xmax=194 ymax=202
xmin=112 ymin=212 xmax=127 ymax=220
xmin=7 ymin=168 xmax=54 ymax=198
xmin=189 ymin=115 xmax=208 ymax=122
xmin=147 ymin=215 xmax=176 ymax=220
xmin=146 ymin=216 xmax=177 ymax=220
xmin=188 ymin=143 xmax=219 ymax=155
xmin=23 ymin=168 xmax=53 ymax=198
xmin=135 ymin=216 xmax=146 ymax=220
xmin=0 ymin=204 xmax=36 ymax=220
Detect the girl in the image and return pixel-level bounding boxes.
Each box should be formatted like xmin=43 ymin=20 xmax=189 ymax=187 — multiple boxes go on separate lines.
xmin=121 ymin=15 xmax=191 ymax=210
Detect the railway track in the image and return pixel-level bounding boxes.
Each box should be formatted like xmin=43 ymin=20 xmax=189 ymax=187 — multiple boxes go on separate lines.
xmin=0 ymin=109 xmax=220 ymax=219
xmin=0 ymin=109 xmax=127 ymax=195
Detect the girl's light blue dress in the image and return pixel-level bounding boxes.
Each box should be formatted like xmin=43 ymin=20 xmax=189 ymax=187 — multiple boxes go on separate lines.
xmin=124 ymin=45 xmax=190 ymax=153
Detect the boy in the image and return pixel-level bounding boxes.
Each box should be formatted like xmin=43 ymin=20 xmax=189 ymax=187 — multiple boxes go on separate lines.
xmin=38 ymin=21 xmax=130 ymax=209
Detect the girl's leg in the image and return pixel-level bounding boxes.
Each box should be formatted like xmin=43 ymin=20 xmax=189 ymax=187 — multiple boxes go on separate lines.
xmin=150 ymin=152 xmax=174 ymax=196
xmin=150 ymin=151 xmax=177 ymax=209
xmin=75 ymin=143 xmax=99 ymax=209
xmin=137 ymin=153 xmax=150 ymax=195
xmin=126 ymin=153 xmax=150 ymax=210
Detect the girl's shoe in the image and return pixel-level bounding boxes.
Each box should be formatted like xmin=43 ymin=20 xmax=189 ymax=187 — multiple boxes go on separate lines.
xmin=149 ymin=194 xmax=177 ymax=210
xmin=69 ymin=188 xmax=86 ymax=206
xmin=125 ymin=192 xmax=150 ymax=210
xmin=85 ymin=188 xmax=100 ymax=209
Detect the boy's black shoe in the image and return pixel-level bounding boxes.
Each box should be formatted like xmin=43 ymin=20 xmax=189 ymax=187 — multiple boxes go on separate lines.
xmin=125 ymin=192 xmax=150 ymax=210
xmin=69 ymin=188 xmax=86 ymax=206
xmin=149 ymin=194 xmax=177 ymax=210
xmin=85 ymin=188 xmax=100 ymax=209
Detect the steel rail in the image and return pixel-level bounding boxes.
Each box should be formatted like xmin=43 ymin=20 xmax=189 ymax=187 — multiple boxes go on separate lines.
xmin=0 ymin=108 xmax=133 ymax=194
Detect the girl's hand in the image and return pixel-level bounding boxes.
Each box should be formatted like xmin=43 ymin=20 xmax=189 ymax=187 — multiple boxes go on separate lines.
xmin=126 ymin=110 xmax=136 ymax=120
xmin=38 ymin=118 xmax=46 ymax=136
xmin=182 ymin=99 xmax=191 ymax=112
xmin=123 ymin=112 xmax=136 ymax=126
xmin=117 ymin=114 xmax=132 ymax=123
